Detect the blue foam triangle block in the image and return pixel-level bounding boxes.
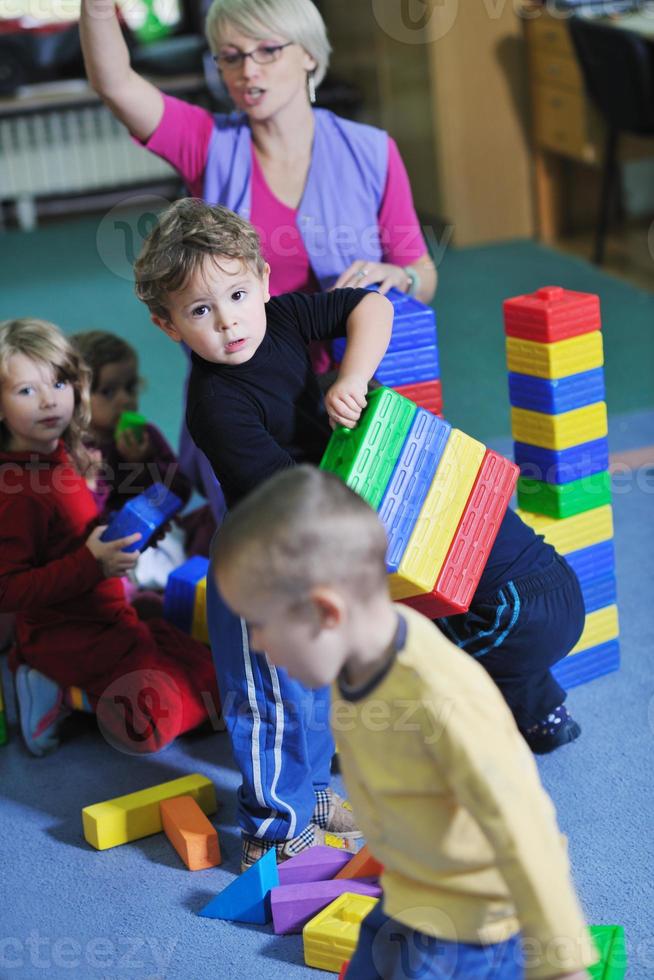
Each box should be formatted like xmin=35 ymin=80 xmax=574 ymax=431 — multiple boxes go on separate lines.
xmin=199 ymin=847 xmax=279 ymax=923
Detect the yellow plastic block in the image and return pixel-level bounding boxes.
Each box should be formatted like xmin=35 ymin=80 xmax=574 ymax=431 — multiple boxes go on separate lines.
xmin=571 ymin=605 xmax=619 ymax=655
xmin=516 ymin=505 xmax=613 ymax=554
xmin=511 ymin=402 xmax=607 ymax=450
xmin=82 ymin=773 xmax=217 ymax=850
xmin=191 ymin=576 xmax=209 ymax=644
xmin=303 ymin=892 xmax=379 ymax=972
xmin=506 ymin=331 xmax=604 ymax=379
xmin=389 ymin=429 xmax=485 ymax=599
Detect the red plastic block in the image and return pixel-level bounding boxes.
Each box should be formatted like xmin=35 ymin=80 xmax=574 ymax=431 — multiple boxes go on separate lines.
xmin=160 ymin=795 xmax=221 ymax=871
xmin=339 ymin=963 xmax=350 ymax=980
xmin=402 ymin=450 xmax=518 ymax=618
xmin=393 ymin=379 xmax=442 ymax=416
xmin=278 ymin=845 xmax=352 ymax=886
xmin=271 ymin=878 xmax=381 ymax=935
xmin=503 ymin=286 xmax=601 ymax=342
xmin=334 ymin=845 xmax=384 ymax=881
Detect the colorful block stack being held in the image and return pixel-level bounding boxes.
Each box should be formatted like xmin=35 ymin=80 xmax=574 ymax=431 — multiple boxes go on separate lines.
xmin=505 ymin=286 xmax=619 ymax=688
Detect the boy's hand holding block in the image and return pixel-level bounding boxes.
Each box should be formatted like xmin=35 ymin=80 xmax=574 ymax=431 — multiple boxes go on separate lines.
xmin=160 ymin=795 xmax=221 ymax=870
xmin=100 ymin=482 xmax=183 ymax=552
xmin=320 ymin=386 xmax=518 ymax=618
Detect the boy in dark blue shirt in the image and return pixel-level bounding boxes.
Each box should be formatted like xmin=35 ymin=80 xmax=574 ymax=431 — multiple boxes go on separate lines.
xmin=135 ymin=198 xmax=583 ymax=871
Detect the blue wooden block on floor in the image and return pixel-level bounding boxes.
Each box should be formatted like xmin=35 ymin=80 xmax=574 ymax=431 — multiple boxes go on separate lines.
xmin=199 ymin=847 xmax=279 ymax=923
xmin=508 ymin=368 xmax=605 ymax=414
xmin=379 ymin=410 xmax=452 ymax=573
xmin=101 ymin=483 xmax=183 ymax=552
xmin=552 ymin=639 xmax=620 ymax=689
xmin=513 ymin=437 xmax=609 ymax=484
xmin=163 ymin=556 xmax=210 ymax=633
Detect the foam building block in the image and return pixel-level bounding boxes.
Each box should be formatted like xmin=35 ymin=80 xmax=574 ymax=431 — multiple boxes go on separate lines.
xmin=278 ymin=845 xmax=352 ymax=886
xmin=321 ymin=387 xmax=517 ymax=617
xmin=191 ymin=575 xmax=209 ymax=644
xmin=272 ymin=878 xmax=381 ymax=935
xmin=505 ymin=286 xmax=618 ymax=689
xmin=160 ymin=795 xmax=221 ymax=871
xmin=394 ymin=379 xmax=443 ymax=416
xmin=115 ymin=410 xmax=147 ymax=441
xmin=163 ymin=556 xmax=209 ymax=633
xmin=319 ymin=386 xmax=416 ymax=510
xmin=503 ymin=285 xmax=601 ymax=342
xmin=334 ymin=845 xmax=384 ymax=881
xmin=304 ymin=892 xmax=379 ymax=972
xmin=199 ymin=847 xmax=278 ymax=924
xmin=339 ymin=963 xmax=350 ymax=980
xmin=82 ymin=773 xmax=217 ymax=850
xmin=101 ymin=483 xmax=183 ymax=552
xmin=589 ymin=925 xmax=626 ymax=979
xmin=508 ymin=368 xmax=605 ymax=415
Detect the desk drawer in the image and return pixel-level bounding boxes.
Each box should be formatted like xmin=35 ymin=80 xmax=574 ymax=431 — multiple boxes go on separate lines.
xmin=527 ymin=14 xmax=576 ymax=59
xmin=533 ymin=84 xmax=600 ymax=162
xmin=531 ymin=47 xmax=584 ymax=92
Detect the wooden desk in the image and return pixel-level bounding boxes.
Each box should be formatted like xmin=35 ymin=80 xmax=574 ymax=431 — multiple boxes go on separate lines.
xmin=523 ymin=7 xmax=654 ymax=243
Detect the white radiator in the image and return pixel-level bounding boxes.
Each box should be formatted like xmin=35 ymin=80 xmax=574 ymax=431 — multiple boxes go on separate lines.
xmin=0 ymin=104 xmax=176 ymax=209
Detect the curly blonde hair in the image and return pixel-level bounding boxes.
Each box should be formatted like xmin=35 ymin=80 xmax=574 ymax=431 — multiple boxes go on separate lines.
xmin=0 ymin=318 xmax=93 ymax=474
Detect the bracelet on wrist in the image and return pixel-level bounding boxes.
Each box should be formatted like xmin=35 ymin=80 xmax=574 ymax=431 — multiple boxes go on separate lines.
xmin=403 ymin=265 xmax=420 ymax=297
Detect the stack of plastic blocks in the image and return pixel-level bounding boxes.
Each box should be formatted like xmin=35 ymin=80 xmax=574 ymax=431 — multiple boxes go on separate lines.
xmin=504 ymin=285 xmax=619 ymax=688
xmin=332 ymin=287 xmax=442 ymax=415
xmin=163 ymin=555 xmax=210 ymax=643
xmin=320 ymin=385 xmax=518 ymax=617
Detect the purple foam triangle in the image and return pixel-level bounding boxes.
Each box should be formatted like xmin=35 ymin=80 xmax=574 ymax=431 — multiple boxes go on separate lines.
xmin=278 ymin=845 xmax=353 ymax=886
xmin=271 ymin=878 xmax=381 ymax=935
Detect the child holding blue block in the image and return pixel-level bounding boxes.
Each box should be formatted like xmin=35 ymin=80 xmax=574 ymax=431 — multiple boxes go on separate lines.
xmin=134 ymin=198 xmax=584 ymax=872
xmin=212 ymin=465 xmax=596 ymax=980
xmin=0 ymin=319 xmax=219 ymax=757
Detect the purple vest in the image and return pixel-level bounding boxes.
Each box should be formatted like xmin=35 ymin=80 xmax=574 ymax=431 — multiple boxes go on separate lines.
xmin=203 ymin=108 xmax=388 ymax=289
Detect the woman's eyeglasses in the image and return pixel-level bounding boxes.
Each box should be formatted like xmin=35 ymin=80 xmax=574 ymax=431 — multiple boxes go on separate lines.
xmin=214 ymin=42 xmax=295 ymax=71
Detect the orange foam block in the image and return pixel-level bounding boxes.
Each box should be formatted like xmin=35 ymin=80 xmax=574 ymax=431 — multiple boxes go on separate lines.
xmin=334 ymin=845 xmax=383 ymax=881
xmin=160 ymin=795 xmax=221 ymax=871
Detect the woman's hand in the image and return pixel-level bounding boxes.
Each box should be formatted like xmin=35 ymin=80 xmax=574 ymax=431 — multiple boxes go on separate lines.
xmin=333 ymin=261 xmax=409 ymax=295
xmin=324 ymin=375 xmax=368 ymax=430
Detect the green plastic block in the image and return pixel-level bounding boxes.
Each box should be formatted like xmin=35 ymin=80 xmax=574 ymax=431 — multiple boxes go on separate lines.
xmin=517 ymin=470 xmax=611 ymax=518
xmin=0 ymin=711 xmax=7 ymax=746
xmin=115 ymin=411 xmax=147 ymax=442
xmin=319 ymin=387 xmax=416 ymax=510
xmin=589 ymin=925 xmax=626 ymax=979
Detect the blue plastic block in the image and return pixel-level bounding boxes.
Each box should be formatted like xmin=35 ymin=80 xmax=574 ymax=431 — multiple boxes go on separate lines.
xmin=379 ymin=410 xmax=452 ymax=573
xmin=581 ymin=575 xmax=617 ymax=614
xmin=199 ymin=847 xmax=279 ymax=923
xmin=565 ymin=540 xmax=615 ymax=588
xmin=332 ymin=287 xmax=437 ymax=359
xmin=375 ymin=346 xmax=440 ymax=387
xmin=513 ymin=437 xmax=609 ymax=484
xmin=552 ymin=639 xmax=620 ymax=689
xmin=101 ymin=483 xmax=183 ymax=552
xmin=163 ymin=556 xmax=210 ymax=633
xmin=508 ymin=368 xmax=605 ymax=414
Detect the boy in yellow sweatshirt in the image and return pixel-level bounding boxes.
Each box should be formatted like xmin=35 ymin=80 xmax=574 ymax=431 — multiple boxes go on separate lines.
xmin=212 ymin=465 xmax=596 ymax=980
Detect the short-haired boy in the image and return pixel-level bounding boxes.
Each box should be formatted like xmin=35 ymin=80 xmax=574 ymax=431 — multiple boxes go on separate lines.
xmin=136 ymin=198 xmax=394 ymax=868
xmin=212 ymin=465 xmax=596 ymax=980
xmin=135 ymin=198 xmax=584 ymax=873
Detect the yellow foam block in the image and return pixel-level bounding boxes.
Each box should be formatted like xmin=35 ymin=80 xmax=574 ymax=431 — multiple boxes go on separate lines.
xmin=506 ymin=331 xmax=604 ymax=379
xmin=389 ymin=429 xmax=485 ymax=599
xmin=303 ymin=892 xmax=379 ymax=972
xmin=516 ymin=505 xmax=613 ymax=554
xmin=82 ymin=773 xmax=217 ymax=850
xmin=511 ymin=402 xmax=607 ymax=451
xmin=571 ymin=605 xmax=619 ymax=655
xmin=191 ymin=576 xmax=209 ymax=644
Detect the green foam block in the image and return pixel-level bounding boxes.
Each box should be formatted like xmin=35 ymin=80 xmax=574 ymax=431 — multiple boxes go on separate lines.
xmin=589 ymin=925 xmax=626 ymax=979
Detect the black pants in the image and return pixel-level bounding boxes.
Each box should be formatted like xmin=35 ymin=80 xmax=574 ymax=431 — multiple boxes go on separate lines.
xmin=436 ymin=554 xmax=585 ymax=731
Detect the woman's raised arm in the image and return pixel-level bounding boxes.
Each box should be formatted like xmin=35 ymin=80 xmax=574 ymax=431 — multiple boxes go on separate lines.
xmin=79 ymin=0 xmax=165 ymax=142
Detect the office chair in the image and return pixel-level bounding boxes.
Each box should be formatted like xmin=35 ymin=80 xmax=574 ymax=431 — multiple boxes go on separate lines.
xmin=569 ymin=16 xmax=654 ymax=264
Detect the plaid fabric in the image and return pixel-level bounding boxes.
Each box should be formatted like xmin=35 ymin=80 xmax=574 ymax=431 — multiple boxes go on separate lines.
xmin=312 ymin=788 xmax=331 ymax=830
xmin=241 ymin=824 xmax=316 ymax=870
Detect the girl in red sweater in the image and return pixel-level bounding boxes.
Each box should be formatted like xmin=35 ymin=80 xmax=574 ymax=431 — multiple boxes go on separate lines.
xmin=0 ymin=318 xmax=219 ymax=756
